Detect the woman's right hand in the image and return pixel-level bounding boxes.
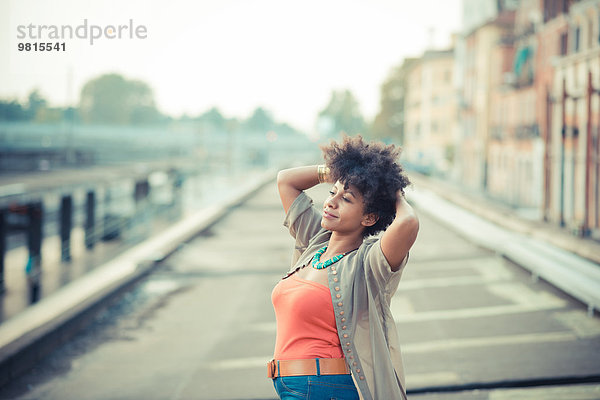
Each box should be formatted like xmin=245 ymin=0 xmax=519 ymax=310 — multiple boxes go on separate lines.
xmin=277 ymin=165 xmax=323 ymax=213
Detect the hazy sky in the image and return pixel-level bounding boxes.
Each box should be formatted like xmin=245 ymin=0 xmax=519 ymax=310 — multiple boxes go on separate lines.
xmin=1 ymin=0 xmax=461 ymax=132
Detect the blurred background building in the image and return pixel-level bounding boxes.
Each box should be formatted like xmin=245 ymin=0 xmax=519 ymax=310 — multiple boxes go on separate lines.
xmin=403 ymin=48 xmax=457 ymax=176
xmin=375 ymin=0 xmax=599 ymax=241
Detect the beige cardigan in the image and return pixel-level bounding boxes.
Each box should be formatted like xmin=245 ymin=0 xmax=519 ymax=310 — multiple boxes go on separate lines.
xmin=282 ymin=192 xmax=409 ymax=400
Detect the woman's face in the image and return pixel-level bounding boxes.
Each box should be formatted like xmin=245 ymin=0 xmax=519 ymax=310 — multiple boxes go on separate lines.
xmin=321 ymin=181 xmax=375 ymax=235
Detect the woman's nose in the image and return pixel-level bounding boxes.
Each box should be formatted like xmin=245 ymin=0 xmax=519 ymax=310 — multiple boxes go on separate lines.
xmin=326 ymin=195 xmax=338 ymax=209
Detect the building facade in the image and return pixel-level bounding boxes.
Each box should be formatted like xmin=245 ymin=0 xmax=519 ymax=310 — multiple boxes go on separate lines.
xmin=457 ymin=10 xmax=516 ymax=190
xmin=488 ymin=0 xmax=545 ymax=211
xmin=550 ymin=0 xmax=600 ymax=238
xmin=403 ymin=49 xmax=457 ymax=176
xmin=387 ymin=0 xmax=599 ymax=240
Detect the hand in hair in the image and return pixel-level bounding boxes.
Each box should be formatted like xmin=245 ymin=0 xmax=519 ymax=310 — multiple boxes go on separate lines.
xmin=380 ymin=191 xmax=419 ymax=271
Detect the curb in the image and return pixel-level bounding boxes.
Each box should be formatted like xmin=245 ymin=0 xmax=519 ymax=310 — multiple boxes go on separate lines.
xmin=0 ymin=170 xmax=276 ymax=387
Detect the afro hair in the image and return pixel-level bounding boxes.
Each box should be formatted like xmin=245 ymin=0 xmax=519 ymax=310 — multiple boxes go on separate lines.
xmin=321 ymin=135 xmax=410 ymax=237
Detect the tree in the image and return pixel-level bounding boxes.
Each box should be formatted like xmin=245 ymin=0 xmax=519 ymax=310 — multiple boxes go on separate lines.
xmin=244 ymin=107 xmax=275 ymax=132
xmin=273 ymin=122 xmax=300 ymax=136
xmin=0 ymin=90 xmax=78 ymax=123
xmin=317 ymin=90 xmax=366 ymax=137
xmin=26 ymin=89 xmax=48 ymax=120
xmin=79 ymin=73 xmax=160 ymax=125
xmin=0 ymin=89 xmax=48 ymax=122
xmin=0 ymin=99 xmax=27 ymax=121
xmin=371 ymin=59 xmax=416 ymax=142
xmin=198 ymin=107 xmax=226 ymax=130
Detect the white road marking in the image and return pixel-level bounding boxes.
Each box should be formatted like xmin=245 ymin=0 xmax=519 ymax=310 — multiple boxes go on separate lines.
xmin=487 ymin=282 xmax=560 ymax=306
xmin=398 ymin=274 xmax=510 ymax=290
xmin=391 ymin=296 xmax=415 ymax=314
xmin=478 ymin=262 xmax=515 ymax=280
xmin=393 ymin=302 xmax=566 ymax=322
xmin=553 ymin=310 xmax=600 ymax=338
xmin=209 ymin=357 xmax=269 ymax=370
xmin=401 ymin=258 xmax=511 ymax=279
xmin=142 ymin=279 xmax=182 ymax=295
xmin=405 ymin=371 xmax=460 ymax=387
xmin=393 ymin=282 xmax=567 ymax=322
xmin=402 ymin=331 xmax=580 ymax=354
xmin=408 ymin=257 xmax=510 ymax=271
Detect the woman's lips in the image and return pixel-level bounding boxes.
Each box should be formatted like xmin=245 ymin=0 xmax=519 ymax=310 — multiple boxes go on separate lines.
xmin=323 ymin=210 xmax=337 ymax=219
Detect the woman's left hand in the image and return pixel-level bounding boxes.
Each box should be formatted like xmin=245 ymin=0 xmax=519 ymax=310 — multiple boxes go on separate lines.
xmin=380 ymin=190 xmax=419 ymax=271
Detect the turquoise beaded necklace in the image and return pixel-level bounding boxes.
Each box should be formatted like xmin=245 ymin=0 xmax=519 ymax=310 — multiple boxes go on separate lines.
xmin=311 ymin=245 xmax=348 ymax=270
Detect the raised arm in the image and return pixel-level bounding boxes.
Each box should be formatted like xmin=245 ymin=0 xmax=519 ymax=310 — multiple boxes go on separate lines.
xmin=380 ymin=192 xmax=419 ymax=272
xmin=277 ymin=165 xmax=324 ymax=214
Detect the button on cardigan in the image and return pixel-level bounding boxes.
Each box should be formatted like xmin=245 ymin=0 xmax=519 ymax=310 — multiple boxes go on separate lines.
xmin=282 ymin=192 xmax=409 ymax=400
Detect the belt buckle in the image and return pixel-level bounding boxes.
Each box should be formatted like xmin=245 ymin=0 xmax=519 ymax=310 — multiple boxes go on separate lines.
xmin=268 ymin=359 xmax=276 ymax=378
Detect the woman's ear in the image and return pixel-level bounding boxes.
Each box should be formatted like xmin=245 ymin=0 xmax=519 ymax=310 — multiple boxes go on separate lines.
xmin=362 ymin=213 xmax=379 ymax=227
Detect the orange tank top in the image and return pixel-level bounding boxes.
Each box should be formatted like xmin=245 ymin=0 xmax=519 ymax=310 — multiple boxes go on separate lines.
xmin=271 ymin=274 xmax=343 ymax=360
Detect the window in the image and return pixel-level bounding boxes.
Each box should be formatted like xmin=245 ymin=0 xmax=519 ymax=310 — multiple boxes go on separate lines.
xmin=544 ymin=0 xmax=553 ymax=23
xmin=544 ymin=0 xmax=568 ymax=22
xmin=561 ymin=32 xmax=568 ymax=55
xmin=574 ymin=26 xmax=581 ymax=52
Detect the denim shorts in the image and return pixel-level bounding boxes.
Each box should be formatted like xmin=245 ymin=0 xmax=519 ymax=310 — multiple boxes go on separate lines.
xmin=272 ymin=374 xmax=359 ymax=400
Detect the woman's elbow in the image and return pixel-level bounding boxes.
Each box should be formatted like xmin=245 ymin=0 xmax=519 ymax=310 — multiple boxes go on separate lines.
xmin=277 ymin=169 xmax=290 ymax=188
xmin=408 ymin=215 xmax=420 ymax=241
xmin=393 ymin=213 xmax=419 ymax=243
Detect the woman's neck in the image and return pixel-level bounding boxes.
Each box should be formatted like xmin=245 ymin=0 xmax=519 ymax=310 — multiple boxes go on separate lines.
xmin=326 ymin=231 xmax=363 ymax=256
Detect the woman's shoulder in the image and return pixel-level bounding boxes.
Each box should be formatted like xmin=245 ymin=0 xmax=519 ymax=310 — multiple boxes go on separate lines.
xmin=358 ymin=236 xmax=380 ymax=253
xmin=339 ymin=237 xmax=379 ymax=267
xmin=344 ymin=236 xmax=393 ymax=272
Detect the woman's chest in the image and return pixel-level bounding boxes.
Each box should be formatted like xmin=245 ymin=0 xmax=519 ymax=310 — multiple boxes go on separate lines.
xmin=295 ymin=265 xmax=330 ymax=287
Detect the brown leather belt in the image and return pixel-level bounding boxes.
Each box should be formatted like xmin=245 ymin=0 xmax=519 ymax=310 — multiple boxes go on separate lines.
xmin=268 ymin=358 xmax=350 ymax=379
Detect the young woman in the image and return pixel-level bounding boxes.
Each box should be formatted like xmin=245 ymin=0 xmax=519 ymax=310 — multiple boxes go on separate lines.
xmin=269 ymin=135 xmax=419 ymax=400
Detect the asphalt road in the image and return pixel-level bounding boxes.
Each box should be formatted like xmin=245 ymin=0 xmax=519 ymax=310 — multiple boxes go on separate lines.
xmin=1 ymin=182 xmax=599 ymax=399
